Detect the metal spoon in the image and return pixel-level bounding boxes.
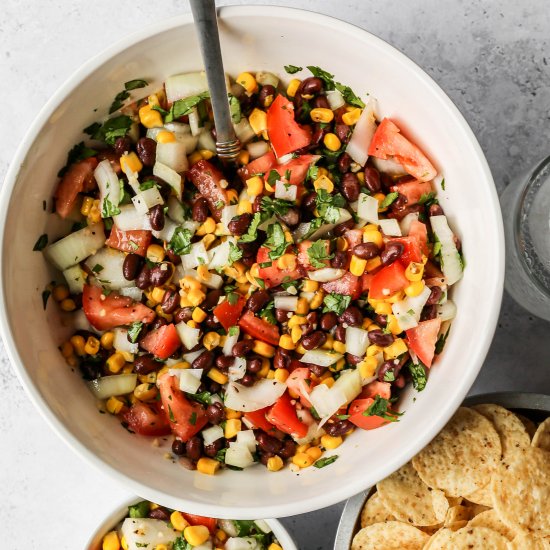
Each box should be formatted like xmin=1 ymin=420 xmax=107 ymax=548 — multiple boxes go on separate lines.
xmin=190 ymin=0 xmax=241 ymax=162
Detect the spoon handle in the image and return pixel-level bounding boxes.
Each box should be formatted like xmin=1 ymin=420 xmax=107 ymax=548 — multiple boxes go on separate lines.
xmin=190 ymin=0 xmax=240 ymax=161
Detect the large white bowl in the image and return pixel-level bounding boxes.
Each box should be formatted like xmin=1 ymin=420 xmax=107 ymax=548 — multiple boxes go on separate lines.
xmin=86 ymin=497 xmax=297 ymax=550
xmin=0 ymin=6 xmax=503 ymax=518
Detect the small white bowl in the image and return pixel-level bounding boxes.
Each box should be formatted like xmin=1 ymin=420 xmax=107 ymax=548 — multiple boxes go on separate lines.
xmin=0 ymin=6 xmax=503 ymax=518
xmin=86 ymin=497 xmax=298 ymax=550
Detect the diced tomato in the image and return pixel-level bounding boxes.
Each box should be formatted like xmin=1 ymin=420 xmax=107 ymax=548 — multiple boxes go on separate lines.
xmin=243 ymin=407 xmax=279 ymax=435
xmin=361 ymin=273 xmax=374 ymax=293
xmin=408 ymin=220 xmax=429 ymax=257
xmin=406 ymin=318 xmax=442 ymax=367
xmin=106 ymin=225 xmax=152 ymax=257
xmin=297 ymin=240 xmax=331 ymax=271
xmin=82 ymin=284 xmax=155 ymax=331
xmin=266 ymin=392 xmax=309 ymax=439
xmin=286 ymin=367 xmax=314 ymax=407
xmin=187 ymin=160 xmax=229 ymax=220
xmin=322 ymin=272 xmax=361 ymax=299
xmin=157 ymin=373 xmax=208 ymax=442
xmin=257 ymin=247 xmax=303 ymax=288
xmin=344 ymin=229 xmax=363 ymax=249
xmin=359 ymin=381 xmax=391 ymax=400
xmin=54 ymin=157 xmax=98 ymax=218
xmin=368 ymin=118 xmax=437 ymax=182
xmin=122 ymin=402 xmax=171 ymax=436
xmin=241 ymin=150 xmax=276 ymax=179
xmin=387 ymin=236 xmax=423 ymax=266
xmin=269 ymin=154 xmax=319 ymax=185
xmin=369 ymin=261 xmax=409 ymax=300
xmin=390 ymin=180 xmax=433 ymax=206
xmin=181 ymin=514 xmax=217 ymax=534
xmin=238 ymin=311 xmax=280 ymax=346
xmin=266 ymin=94 xmax=311 ymax=158
xmin=348 ymin=398 xmax=390 ymax=430
xmin=213 ymin=295 xmax=246 ymax=332
xmin=141 ymin=324 xmax=181 ymax=359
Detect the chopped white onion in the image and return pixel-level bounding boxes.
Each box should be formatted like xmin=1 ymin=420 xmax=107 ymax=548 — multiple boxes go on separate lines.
xmin=223 ymin=327 xmax=240 ymax=355
xmin=392 ymin=285 xmax=432 ymax=331
xmin=113 ymin=205 xmax=152 ymax=231
xmin=208 ymin=240 xmax=232 ymax=270
xmin=326 ymin=89 xmax=345 ymax=110
xmin=182 ymin=348 xmax=205 ymax=364
xmin=345 ymin=98 xmax=377 ymax=166
xmin=197 ymin=129 xmax=217 ymax=153
xmin=276 ymin=153 xmax=294 ymax=164
xmin=156 ymin=142 xmax=188 ymax=173
xmin=273 ymin=295 xmax=298 ymax=311
xmin=181 ymin=241 xmax=208 ymax=269
xmin=85 ymin=248 xmax=132 ymax=290
xmin=274 ymin=180 xmax=297 ymax=201
xmin=165 ymin=72 xmax=208 ymax=102
xmin=399 ymin=212 xmax=420 ymax=235
xmin=152 ymin=218 xmax=178 ymax=242
xmin=345 ymin=326 xmax=370 ymax=357
xmin=378 ymin=218 xmax=402 ymax=237
xmin=430 ymin=215 xmax=464 ymax=285
xmin=164 ymin=122 xmax=191 ymax=135
xmin=332 ymin=368 xmax=362 ymax=403
xmin=225 ymin=538 xmax=261 ymax=550
xmin=228 ymin=357 xmax=247 ymax=382
xmin=221 ymin=206 xmax=239 ymax=233
xmin=437 ymin=300 xmax=457 ymax=321
xmin=236 ymin=430 xmax=257 ymax=453
xmin=294 ymin=418 xmax=326 ymax=445
xmin=294 ymin=208 xmax=352 ymax=241
xmin=225 ymin=442 xmax=255 ymax=469
xmin=246 ymin=140 xmax=269 ymax=159
xmin=173 ymin=132 xmax=199 ymax=154
xmin=87 ymin=374 xmax=137 ymax=400
xmin=371 ymin=156 xmax=407 ymax=177
xmin=224 ymin=379 xmax=287 ymax=412
xmin=255 ymin=71 xmax=279 ymax=88
xmin=176 ymin=321 xmax=201 ymax=349
xmin=233 ymin=118 xmax=255 ymax=144
xmin=166 ymin=196 xmax=186 ymax=224
xmin=177 ymin=369 xmax=203 ymax=394
xmin=113 ymin=328 xmax=138 ymax=354
xmin=153 ymin=162 xmax=182 ymax=198
xmin=253 ymin=520 xmax=272 ymax=534
xmin=146 ymin=127 xmax=164 ymax=141
xmin=120 ymin=286 xmax=143 ymax=301
xmin=202 ymin=425 xmax=224 ymax=446
xmin=218 ymin=520 xmax=239 ymax=538
xmin=132 ymin=187 xmax=164 ymax=215
xmin=308 ymin=268 xmax=345 ymax=282
xmin=94 ymin=159 xmax=121 ymax=216
xmin=300 ymin=349 xmax=343 ymax=367
xmin=44 ymin=223 xmax=105 ymax=271
xmin=309 ymin=384 xmax=347 ymax=419
xmin=121 ymin=518 xmax=179 ymax=550
xmin=62 ymin=265 xmax=86 ymax=294
xmin=356 ymin=193 xmax=379 ymax=223
xmin=188 ymin=107 xmax=202 ymax=136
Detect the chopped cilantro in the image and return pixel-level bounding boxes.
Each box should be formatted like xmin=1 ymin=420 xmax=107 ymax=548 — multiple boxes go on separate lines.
xmin=139 ymin=180 xmax=160 ymax=191
xmin=127 ymin=321 xmax=143 ymax=343
xmin=315 ymin=189 xmax=346 ymax=223
xmin=379 ymin=192 xmax=399 ymax=209
xmin=173 ymin=535 xmax=192 ymax=550
xmin=314 ymin=455 xmax=339 ymax=468
xmin=228 ymin=326 xmax=239 ymax=337
xmin=267 ymin=169 xmax=280 ymax=187
xmin=383 ymin=370 xmax=396 ymax=382
xmin=42 ymin=289 xmax=51 ymax=310
xmin=310 ymin=407 xmax=321 ymax=420
xmin=259 ymin=261 xmax=272 ymax=268
xmin=306 ymin=66 xmax=365 ymax=108
xmin=259 ymin=300 xmax=276 ymax=325
xmin=165 ymin=91 xmax=210 ymax=123
xmin=101 ymin=197 xmax=121 ymax=218
xmin=284 ymin=65 xmax=303 ymax=74
xmin=228 ymin=93 xmax=242 ymax=123
xmin=363 ymin=395 xmax=402 ymax=422
xmin=85 ymin=115 xmax=133 ymax=146
xmin=264 ymin=222 xmax=288 ymax=260
xmin=167 ymin=405 xmax=176 ymax=423
xmin=441 ymin=178 xmax=446 ymax=191
xmin=214 ymin=447 xmax=227 ymax=462
xmin=228 ymin=242 xmax=243 ymax=265
xmin=408 ymin=361 xmax=428 ymax=391
xmin=418 ymin=192 xmax=438 ymax=207
xmin=307 ymin=240 xmax=334 ymax=268
xmin=189 ymin=412 xmax=197 ymax=426
xmin=91 ymin=264 xmax=103 ymax=274
xmin=322 ymin=293 xmax=351 ymax=316
xmin=227 ymin=292 xmax=239 ymax=306
xmin=255 ymin=277 xmax=266 ymax=289
xmin=336 ymin=414 xmax=350 ymax=420
xmin=33 ymin=234 xmax=48 ymax=251
xmin=109 ymin=89 xmax=130 ymax=114
xmin=168 ymin=227 xmax=193 ymax=255
xmin=261 ymin=196 xmax=294 ymax=217
xmin=57 ymin=142 xmax=98 ymax=177
xmin=306 ymin=164 xmax=319 ymax=181
xmin=301 ymin=217 xmax=324 ymax=241
xmin=239 ymin=212 xmax=265 ymax=243
xmin=124 ymin=78 xmax=148 ymax=90
xmin=128 ymin=500 xmax=150 ymax=518
xmin=435 ymin=328 xmax=450 ymax=355
xmin=187 ymin=391 xmax=212 ymax=406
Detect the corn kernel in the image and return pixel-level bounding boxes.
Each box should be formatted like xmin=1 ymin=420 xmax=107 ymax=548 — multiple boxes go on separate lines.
xmin=321 ymin=376 xmax=335 ymax=387
xmin=313 ymin=174 xmax=334 ymax=193
xmin=170 ymin=511 xmax=190 ymax=531
xmin=189 ymin=151 xmax=203 ymax=165
xmin=274 ymin=368 xmax=290 ymax=383
xmin=236 ymin=72 xmax=258 ymax=94
xmin=150 ymin=286 xmax=166 ymax=304
xmin=310 ymin=108 xmax=334 ymax=123
xmin=60 ymin=298 xmax=76 ymax=312
xmin=155 ymin=545 xmax=168 ymax=550
xmin=198 ymin=457 xmax=221 ymax=475
xmin=323 ymin=133 xmax=341 ymax=151
xmin=366 ymin=344 xmax=383 ymax=357
xmin=330 ymin=358 xmax=346 ymax=372
xmin=267 ymin=455 xmax=284 ymax=472
xmin=287 ymin=315 xmax=306 ymax=328
xmin=386 ymin=314 xmax=402 ymax=335
xmin=216 ymin=529 xmax=228 ymax=543
xmin=342 ymin=108 xmax=362 ymax=126
xmin=335 ymin=237 xmax=349 ymax=252
xmin=60 ymin=341 xmax=74 ymax=359
xmin=296 ymin=443 xmax=310 ymax=453
xmin=276 ymin=253 xmax=297 ymax=270
xmin=237 ymin=150 xmax=250 ymax=165
xmin=138 ymin=372 xmax=157 ymax=384
xmin=384 ymin=338 xmax=408 ymax=360
xmin=350 ymin=255 xmax=367 ymax=277
xmin=106 ymin=396 xmax=124 ymax=415
xmin=83 ymin=336 xmax=100 ymax=355
xmin=366 ymin=256 xmax=382 ymax=273
xmin=333 ymin=340 xmax=346 ymax=354
xmin=207 ymin=368 xmax=228 ymax=385
xmin=249 ymin=108 xmax=268 ymax=135
xmin=187 ymin=288 xmax=206 ymax=306
xmin=246 ymin=175 xmax=264 ymax=197
xmin=146 ymin=244 xmax=165 ymax=263
xmin=292 ymin=453 xmax=314 ymax=468
xmin=361 ymin=318 xmax=373 ymax=330
xmin=386 ymin=290 xmax=405 ymax=303
xmin=98 ymin=332 xmax=114 ymax=350
xmin=237 ymin=199 xmax=253 ymax=215
xmin=121 ymin=536 xmax=128 ymax=550
xmin=374 ymin=192 xmax=390 ymax=212
xmin=192 ymin=307 xmax=207 ymax=323
xmin=196 ymin=217 xmax=217 ymax=235
xmin=306 ymin=446 xmax=323 ymax=460
xmin=286 ymin=78 xmax=301 ymax=97
xmin=203 ymin=331 xmax=221 ymax=350
xmin=405 ymin=261 xmax=424 ymax=282
xmin=279 ymin=334 xmax=296 ymax=351
xmin=155 ymin=130 xmax=175 ymax=144
xmin=184 ymin=524 xmax=210 ymax=546
xmin=295 ymin=297 xmax=309 ymax=315
xmin=290 ymin=325 xmax=303 ymax=343
xmin=138 ymin=104 xmax=163 ymax=129
xmin=52 ymin=284 xmax=69 ymax=302
xmin=268 ymin=544 xmax=284 ymax=550
xmin=322 ymin=334 xmax=334 ymax=350
xmin=252 ymin=340 xmax=276 ymax=358
xmin=296 ymin=343 xmax=307 ymax=355
xmin=134 ymin=383 xmax=158 ymax=402
xmin=225 ymin=418 xmax=242 ymax=439
xmin=310 ymin=290 xmax=325 ymax=310
xmin=102 ymin=531 xmax=120 ymax=550
xmin=404 ymin=280 xmax=425 ymax=297
xmin=321 ymin=434 xmax=343 ymax=450
xmin=302 ymin=279 xmax=319 ymax=292
xmin=80 ymin=196 xmax=94 ymax=216
xmin=120 ymin=152 xmax=143 ymax=175
xmin=359 ymin=356 xmax=379 ymax=379
xmin=363 ymin=230 xmax=384 ymax=248
xmin=87 ymin=199 xmax=101 ymax=224
xmin=225 ymin=408 xmax=242 ymax=420
xmin=199 ymin=149 xmax=215 ymax=160
xmin=70 ymin=335 xmax=86 ymax=356
xmin=106 ymin=352 xmax=126 ymax=374
xmin=374 ymin=302 xmax=393 ymax=315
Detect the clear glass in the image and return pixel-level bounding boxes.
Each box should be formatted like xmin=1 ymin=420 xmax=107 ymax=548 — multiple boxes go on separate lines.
xmin=500 ymin=155 xmax=550 ymax=321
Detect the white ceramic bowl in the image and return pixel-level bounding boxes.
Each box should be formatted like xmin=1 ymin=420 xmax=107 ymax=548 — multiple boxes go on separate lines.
xmin=0 ymin=6 xmax=503 ymax=518
xmin=86 ymin=497 xmax=297 ymax=550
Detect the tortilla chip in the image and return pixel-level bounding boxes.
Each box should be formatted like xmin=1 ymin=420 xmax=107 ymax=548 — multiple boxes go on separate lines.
xmin=516 ymin=413 xmax=538 ymax=439
xmin=360 ymin=492 xmax=395 ymax=528
xmin=377 ymin=462 xmax=446 ymax=526
xmin=443 ymin=505 xmax=472 ymax=531
xmin=463 ymin=483 xmax=493 ymax=507
xmin=423 ymin=528 xmax=454 ymax=550
xmin=509 ymin=532 xmax=550 ymax=550
xmin=491 ymin=446 xmax=550 ymax=535
xmin=532 ymin=418 xmax=550 ymax=452
xmin=351 ymin=521 xmax=429 ymax=550
xmin=412 ymin=407 xmax=501 ymax=496
xmin=469 ymin=509 xmax=518 ymax=540
xmin=450 ymin=526 xmax=510 ymax=549
xmin=461 ymin=500 xmax=491 ymax=516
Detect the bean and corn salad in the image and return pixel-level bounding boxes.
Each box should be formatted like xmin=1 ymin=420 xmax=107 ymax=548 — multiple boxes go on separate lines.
xmin=99 ymin=500 xmax=282 ymax=550
xmin=40 ymin=65 xmax=463 ymax=475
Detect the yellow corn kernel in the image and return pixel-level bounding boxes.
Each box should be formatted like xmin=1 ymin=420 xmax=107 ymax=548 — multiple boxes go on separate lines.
xmin=169 ymin=361 xmax=190 ymax=371
xmin=306 ymin=446 xmax=323 ymax=460
xmin=286 ymin=78 xmax=301 ymax=97
xmin=106 ymin=352 xmax=126 ymax=374
xmin=253 ymin=340 xmax=276 ymax=358
xmin=52 ymin=284 xmax=70 ymax=302
xmin=236 ymin=72 xmax=258 ymax=94
xmin=310 ymin=108 xmax=334 ymax=123
xmin=373 ymin=192 xmax=390 ymax=212
xmin=274 ymin=368 xmax=290 ymax=383
xmin=384 ymin=338 xmax=408 ymax=360
xmin=267 ymin=455 xmax=284 ymax=472
xmin=350 ymin=255 xmax=367 ymax=277
xmin=321 ymin=434 xmax=343 ymax=450
xmin=84 ymin=336 xmax=100 ymax=355
xmin=120 ymin=152 xmax=143 ymax=174
xmin=151 ymin=287 xmax=166 ymax=304
xmin=216 ymin=529 xmax=228 ymax=543
xmin=207 ymin=368 xmax=228 ymax=385
xmin=80 ymin=196 xmax=94 ymax=217
xmin=363 ymin=229 xmax=384 ymax=249
xmin=70 ymin=335 xmax=86 ymax=356
xmin=199 ymin=149 xmax=215 ymax=160
xmin=366 ymin=344 xmax=383 ymax=357
xmin=224 ymin=418 xmax=242 ymax=439
xmin=361 ymin=318 xmax=373 ymax=330
xmin=386 ymin=314 xmax=401 ymax=335
xmin=279 ymin=334 xmax=296 ymax=351
xmin=366 ymin=256 xmax=382 ymax=273
xmin=266 ymin=369 xmax=275 ymax=379
xmin=187 ymin=288 xmax=206 ymax=307
xmin=296 ymin=443 xmax=310 ymax=453
xmin=138 ymin=104 xmax=163 ymax=129
xmin=268 ymin=544 xmax=284 ymax=550
xmin=386 ymin=290 xmax=405 ymax=303
xmin=203 ymin=331 xmax=221 ymax=350
xmin=310 ymin=290 xmax=325 ymax=310
xmin=225 ymin=408 xmax=242 ymax=420
xmin=276 ymin=253 xmax=297 ymax=271
xmin=60 ymin=341 xmax=74 ymax=359
xmin=224 ymin=262 xmax=246 ymax=280
xmin=199 ymin=456 xmax=222 ymax=476
xmin=170 ymin=511 xmax=190 ymax=532
xmin=121 ymin=536 xmax=128 ymax=550
xmin=237 ymin=199 xmax=253 ymax=215
xmin=359 ymin=356 xmax=378 ymax=379
xmin=323 ymin=133 xmax=341 ymax=152
xmin=184 ymin=524 xmax=210 ymax=546
xmin=330 ymin=358 xmax=346 ymax=372
xmin=405 ymin=261 xmax=424 ymax=282
xmin=106 ymin=396 xmax=124 ymax=415
xmin=336 ymin=237 xmax=349 ymax=252
xmin=102 ymin=531 xmax=120 ymax=550
xmin=404 ymin=280 xmax=425 ymax=297
xmin=134 ymin=383 xmax=158 ymax=402
xmin=99 ymin=331 xmax=114 ymax=350
xmin=192 ymin=307 xmax=207 ymax=323
xmin=302 ymin=279 xmax=319 ymax=292
xmin=196 ymin=217 xmax=217 ymax=236
xmin=296 ymin=343 xmax=307 ymax=355
xmin=333 ymin=340 xmax=346 ymax=354
xmin=155 ymin=545 xmax=168 ymax=550
xmin=374 ymin=302 xmax=393 ymax=316
xmin=138 ymin=372 xmax=157 ymax=384
xmin=87 ymin=198 xmax=101 ymax=224
xmin=296 ymin=297 xmax=309 ymax=315
xmin=189 ymin=151 xmax=203 ymax=165
xmin=225 ymin=190 xmax=239 ymax=206
xmin=148 ymin=93 xmax=160 ymax=107
xmin=287 ymin=315 xmax=306 ymax=328
xmin=237 ymin=149 xmax=250 ymax=165
xmin=249 ymin=108 xmax=268 ymax=135
xmin=321 ymin=376 xmax=335 ymax=387
xmin=292 ymin=453 xmax=314 ymax=468
xmin=322 ymin=334 xmax=334 ymax=350
xmin=156 ymin=130 xmax=176 ymax=143
xmin=342 ymin=108 xmax=362 ymax=126
xmin=60 ymin=298 xmax=76 ymax=312
xmin=312 ymin=174 xmax=334 ymax=193
xmin=290 ymin=325 xmax=303 ymax=344
xmin=146 ymin=244 xmax=165 ymax=263
xmin=246 ymin=175 xmax=264 ymax=197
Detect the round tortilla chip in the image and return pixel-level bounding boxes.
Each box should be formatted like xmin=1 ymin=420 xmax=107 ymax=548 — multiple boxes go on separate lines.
xmin=450 ymin=525 xmax=510 ymax=548
xmin=532 ymin=418 xmax=550 ymax=452
xmin=461 ymin=500 xmax=491 ymax=516
xmin=423 ymin=528 xmax=454 ymax=550
xmin=469 ymin=509 xmax=518 ymax=540
xmin=412 ymin=407 xmax=501 ymax=497
xmin=360 ymin=492 xmax=395 ymax=528
xmin=377 ymin=462 xmax=445 ymax=526
xmin=516 ymin=413 xmax=538 ymax=439
xmin=473 ymin=403 xmax=530 ymax=460
xmin=509 ymin=532 xmax=550 ymax=550
xmin=463 ymin=483 xmax=493 ymax=507
xmin=491 ymin=446 xmax=550 ymax=535
xmin=443 ymin=505 xmax=472 ymax=531
xmin=351 ymin=521 xmax=429 ymax=550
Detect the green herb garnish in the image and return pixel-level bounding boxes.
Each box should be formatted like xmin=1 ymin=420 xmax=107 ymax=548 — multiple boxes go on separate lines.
xmin=363 ymin=395 xmax=402 ymax=422
xmin=128 ymin=500 xmax=150 ymax=518
xmin=314 ymin=455 xmax=339 ymax=468
xmin=379 ymin=192 xmax=399 ymax=209
xmin=127 ymin=321 xmax=143 ymax=343
xmin=228 ymin=241 xmax=243 ymax=265
xmin=33 ymin=234 xmax=48 ymax=251
xmin=408 ymin=361 xmax=427 ymax=391
xmin=307 ymin=66 xmax=365 ymax=108
xmin=239 ymin=212 xmax=265 ymax=243
xmin=264 ymin=222 xmax=288 ymax=260
xmin=322 ymin=293 xmax=351 ymax=316
xmin=165 ymin=91 xmax=210 ymax=123
xmin=307 ymin=240 xmax=334 ymax=268
xmin=284 ymin=65 xmax=303 ymax=74
xmin=124 ymin=79 xmax=149 ymax=90
xmin=168 ymin=227 xmax=193 ymax=255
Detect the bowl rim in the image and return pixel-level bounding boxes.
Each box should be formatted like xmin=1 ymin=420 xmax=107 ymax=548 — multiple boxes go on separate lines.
xmin=333 ymin=391 xmax=550 ymax=550
xmin=0 ymin=5 xmax=504 ymax=518
xmin=84 ymin=496 xmax=298 ymax=550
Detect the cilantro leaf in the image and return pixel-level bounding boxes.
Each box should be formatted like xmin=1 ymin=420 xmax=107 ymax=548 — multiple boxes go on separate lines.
xmin=139 ymin=179 xmax=160 ymax=192
xmin=418 ymin=192 xmax=438 ymax=206
xmin=239 ymin=212 xmax=266 ymax=243
xmin=214 ymin=447 xmax=227 ymax=462
xmin=307 ymin=66 xmax=365 ymax=107
xmin=173 ymin=535 xmax=193 ymax=550
xmin=307 ymin=66 xmax=336 ymax=88
xmin=165 ymin=91 xmax=210 ymax=123
xmin=435 ymin=327 xmax=450 ymax=355
xmin=362 ymin=395 xmax=402 ymax=422
xmin=306 ymin=164 xmax=319 ymax=182
xmin=101 ymin=197 xmax=121 ymax=218
xmin=261 ymin=196 xmax=294 ymax=217
xmin=124 ymin=79 xmax=148 ymax=90
xmin=33 ymin=234 xmax=48 ymax=251
xmin=334 ymin=81 xmax=365 ymax=108
xmin=84 ymin=115 xmax=133 ymax=146
xmin=408 ymin=361 xmax=427 ymax=391
xmin=57 ymin=142 xmax=98 ymax=177
xmin=259 ymin=300 xmax=276 ymax=325
xmin=284 ymin=65 xmax=303 ymax=74
xmin=314 ymin=455 xmax=339 ymax=468
xmin=307 ymin=240 xmax=334 ymax=268
xmin=189 ymin=411 xmax=197 ymax=426
xmin=228 ymin=93 xmax=242 ymax=123
xmin=127 ymin=321 xmax=143 ymax=343
xmin=441 ymin=178 xmax=446 ymax=190
xmin=228 ymin=326 xmax=239 ymax=336
xmin=322 ymin=293 xmax=351 ymax=316
xmin=266 ymin=169 xmax=280 ymax=186
xmin=379 ymin=192 xmax=399 ymax=209
xmin=42 ymin=289 xmax=51 ymax=310
xmin=315 ymin=189 xmax=346 ymax=223
xmin=168 ymin=227 xmax=193 ymax=255
xmin=264 ymin=222 xmax=288 ymax=260
xmin=109 ymin=89 xmax=130 ymax=114
xmin=128 ymin=500 xmax=150 ymax=518
xmin=187 ymin=391 xmax=212 ymax=406
xmin=228 ymin=241 xmax=243 ymax=264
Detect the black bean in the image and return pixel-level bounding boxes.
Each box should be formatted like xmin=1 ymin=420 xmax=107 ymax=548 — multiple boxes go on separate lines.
xmin=278 ymin=439 xmax=297 ymax=459
xmin=338 ymin=306 xmax=363 ymax=327
xmin=232 ymin=340 xmax=254 ymax=357
xmin=426 ymin=286 xmax=443 ymax=305
xmin=368 ymin=329 xmax=395 ymax=347
xmin=136 ymin=137 xmax=157 ymax=167
xmin=421 ymin=305 xmax=438 ymax=321
xmin=308 ymin=363 xmax=326 ymax=378
xmin=275 ymin=308 xmax=291 ymax=324
xmin=192 ymin=350 xmax=214 ymax=370
xmin=325 ymin=420 xmax=353 ymax=437
xmin=352 ymin=242 xmax=379 ymax=260
xmin=149 ymin=317 xmax=167 ymax=332
xmin=228 ymin=213 xmax=252 ymax=236
xmin=429 ymin=204 xmax=444 ymax=217
xmin=149 ymin=204 xmax=165 ymax=231
xmin=337 ymin=152 xmax=352 ymax=174
xmin=301 ymin=331 xmax=327 ymax=350
xmin=114 ymin=136 xmax=132 ymax=156
xmin=258 ymin=84 xmax=276 ymax=108
xmin=381 ymin=242 xmax=405 ymax=266
xmin=373 ymin=314 xmax=388 ymax=327
xmin=172 ymin=439 xmax=186 ymax=456
xmin=340 ymin=172 xmax=360 ymax=202
xmin=134 ymin=354 xmax=158 ymax=375
xmin=320 ymin=312 xmax=338 ymax=331
xmin=161 ymin=289 xmax=179 ymax=314
xmin=256 ymin=432 xmax=283 ymax=454
xmin=192 ymin=197 xmax=209 ymax=222
xmin=149 ymin=264 xmax=172 ymax=286
xmin=333 ymin=218 xmax=355 ymax=236
xmin=186 ymin=436 xmax=202 ymax=461
xmin=259 ymin=451 xmax=275 ymax=465
xmin=204 ymin=438 xmax=225 ymax=457
xmin=203 ymin=314 xmax=221 ymax=330
xmin=247 ymin=357 xmax=262 ymax=373
xmin=173 ymin=307 xmax=193 ymax=323
xmin=135 ymin=265 xmax=151 ymax=289
xmin=273 ymin=348 xmax=291 ymax=370
xmin=310 ymin=125 xmax=328 ymax=148
xmin=246 ymin=289 xmax=270 ymax=313
xmin=312 ymin=95 xmax=330 ymax=109
xmin=346 ymin=353 xmax=363 ymax=366
xmin=148 ymin=507 xmax=171 ymax=521
xmin=378 ymin=359 xmax=402 ymax=383
xmin=215 ymin=355 xmax=235 ymax=371
xmin=300 ymin=77 xmax=324 ymax=96
xmin=240 ymin=374 xmax=255 ymax=386
xmin=331 ymin=250 xmax=349 ymax=269
xmin=335 ymin=325 xmax=346 ymax=343
xmin=79 ymin=361 xmax=101 ymax=381
xmin=302 ymin=191 xmax=318 ymax=213
xmin=123 ymin=253 xmax=143 ymax=281
xmin=364 ymin=166 xmax=381 ymax=194
xmin=334 ymin=123 xmax=350 ymax=143
xmin=277 ymin=207 xmax=301 ymax=227
xmin=206 ymin=402 xmax=225 ymax=424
